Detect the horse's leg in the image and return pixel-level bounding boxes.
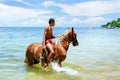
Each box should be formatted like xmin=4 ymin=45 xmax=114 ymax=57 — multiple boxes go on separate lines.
xmin=44 ymin=60 xmax=50 ymax=71
xmin=58 ymin=55 xmax=66 ymax=67
xmin=58 ymin=61 xmax=62 ymax=67
xmin=28 ymin=57 xmax=34 ymax=66
xmin=58 ymin=57 xmax=62 ymax=67
xmin=26 ymin=52 xmax=34 ymax=66
xmin=34 ymin=58 xmax=39 ymax=64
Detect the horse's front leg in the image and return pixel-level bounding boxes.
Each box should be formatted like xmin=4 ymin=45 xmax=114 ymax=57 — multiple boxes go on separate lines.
xmin=58 ymin=59 xmax=62 ymax=67
xmin=58 ymin=55 xmax=66 ymax=67
xmin=58 ymin=62 xmax=62 ymax=67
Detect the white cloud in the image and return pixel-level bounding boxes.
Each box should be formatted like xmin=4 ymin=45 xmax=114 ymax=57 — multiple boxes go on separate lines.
xmin=71 ymin=18 xmax=82 ymax=24
xmin=14 ymin=0 xmax=33 ymax=6
xmin=0 ymin=3 xmax=53 ymax=26
xmin=0 ymin=0 xmax=117 ymax=27
xmin=82 ymin=17 xmax=108 ymax=24
xmin=41 ymin=1 xmax=59 ymax=7
xmin=56 ymin=17 xmax=66 ymax=26
xmin=70 ymin=17 xmax=109 ymax=27
xmin=42 ymin=0 xmax=120 ymax=16
xmin=53 ymin=16 xmax=108 ymax=27
xmin=20 ymin=17 xmax=49 ymax=27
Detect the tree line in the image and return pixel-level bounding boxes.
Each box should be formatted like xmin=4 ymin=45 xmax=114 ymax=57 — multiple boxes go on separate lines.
xmin=101 ymin=18 xmax=120 ymax=29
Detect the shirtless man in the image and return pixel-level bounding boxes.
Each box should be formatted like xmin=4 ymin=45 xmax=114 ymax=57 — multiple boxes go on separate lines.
xmin=42 ymin=18 xmax=57 ymax=71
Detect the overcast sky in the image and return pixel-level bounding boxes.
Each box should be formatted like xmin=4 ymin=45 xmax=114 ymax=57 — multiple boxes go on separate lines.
xmin=0 ymin=0 xmax=120 ymax=27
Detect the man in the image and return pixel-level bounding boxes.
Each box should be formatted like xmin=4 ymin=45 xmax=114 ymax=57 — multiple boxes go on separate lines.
xmin=42 ymin=18 xmax=57 ymax=63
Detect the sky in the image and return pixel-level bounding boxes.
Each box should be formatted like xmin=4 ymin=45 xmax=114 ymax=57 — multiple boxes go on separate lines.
xmin=0 ymin=0 xmax=120 ymax=27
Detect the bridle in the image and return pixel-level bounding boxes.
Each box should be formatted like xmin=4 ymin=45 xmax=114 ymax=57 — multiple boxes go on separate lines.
xmin=58 ymin=27 xmax=75 ymax=45
xmin=71 ymin=27 xmax=76 ymax=46
xmin=55 ymin=28 xmax=77 ymax=55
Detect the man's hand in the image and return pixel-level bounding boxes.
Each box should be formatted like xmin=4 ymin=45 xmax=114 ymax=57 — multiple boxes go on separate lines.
xmin=52 ymin=36 xmax=59 ymax=39
xmin=42 ymin=41 xmax=46 ymax=49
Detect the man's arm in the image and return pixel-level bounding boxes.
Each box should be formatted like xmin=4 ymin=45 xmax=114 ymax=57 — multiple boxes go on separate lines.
xmin=51 ymin=29 xmax=58 ymax=39
xmin=51 ymin=36 xmax=56 ymax=39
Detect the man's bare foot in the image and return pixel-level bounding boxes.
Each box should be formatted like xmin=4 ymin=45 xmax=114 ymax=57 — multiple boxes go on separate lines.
xmin=44 ymin=67 xmax=49 ymax=71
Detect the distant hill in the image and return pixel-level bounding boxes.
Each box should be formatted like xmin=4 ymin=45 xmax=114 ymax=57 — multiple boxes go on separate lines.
xmin=101 ymin=18 xmax=120 ymax=29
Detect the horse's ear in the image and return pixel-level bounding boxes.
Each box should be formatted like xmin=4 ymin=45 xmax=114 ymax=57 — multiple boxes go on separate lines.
xmin=72 ymin=27 xmax=74 ymax=32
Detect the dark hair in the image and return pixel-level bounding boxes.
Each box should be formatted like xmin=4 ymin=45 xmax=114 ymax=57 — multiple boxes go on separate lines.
xmin=49 ymin=18 xmax=55 ymax=24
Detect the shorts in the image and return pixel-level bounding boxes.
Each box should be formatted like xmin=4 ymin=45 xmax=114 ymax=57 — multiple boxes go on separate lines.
xmin=45 ymin=39 xmax=52 ymax=44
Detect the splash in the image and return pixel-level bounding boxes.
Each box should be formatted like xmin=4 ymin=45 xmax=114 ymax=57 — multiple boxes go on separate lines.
xmin=51 ymin=62 xmax=79 ymax=76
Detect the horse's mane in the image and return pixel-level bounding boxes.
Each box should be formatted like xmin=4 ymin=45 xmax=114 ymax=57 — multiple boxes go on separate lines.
xmin=58 ymin=29 xmax=69 ymax=41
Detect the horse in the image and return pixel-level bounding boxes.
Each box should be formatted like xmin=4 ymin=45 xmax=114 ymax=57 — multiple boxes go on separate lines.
xmin=24 ymin=27 xmax=79 ymax=71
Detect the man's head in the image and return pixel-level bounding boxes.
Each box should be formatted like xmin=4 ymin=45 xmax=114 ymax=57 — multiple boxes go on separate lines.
xmin=49 ymin=18 xmax=55 ymax=27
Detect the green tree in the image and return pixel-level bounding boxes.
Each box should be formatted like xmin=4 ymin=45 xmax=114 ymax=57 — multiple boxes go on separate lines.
xmin=101 ymin=18 xmax=120 ymax=28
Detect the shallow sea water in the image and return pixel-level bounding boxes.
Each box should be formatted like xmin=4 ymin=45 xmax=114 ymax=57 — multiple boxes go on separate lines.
xmin=0 ymin=27 xmax=120 ymax=80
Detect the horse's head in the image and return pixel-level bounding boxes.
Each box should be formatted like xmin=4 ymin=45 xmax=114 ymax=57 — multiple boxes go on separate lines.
xmin=67 ymin=27 xmax=79 ymax=46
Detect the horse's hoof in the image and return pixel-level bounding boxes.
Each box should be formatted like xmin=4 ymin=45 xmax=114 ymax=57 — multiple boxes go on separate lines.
xmin=44 ymin=67 xmax=49 ymax=71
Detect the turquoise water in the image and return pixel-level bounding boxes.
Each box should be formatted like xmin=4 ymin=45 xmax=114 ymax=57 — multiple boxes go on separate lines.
xmin=0 ymin=27 xmax=120 ymax=80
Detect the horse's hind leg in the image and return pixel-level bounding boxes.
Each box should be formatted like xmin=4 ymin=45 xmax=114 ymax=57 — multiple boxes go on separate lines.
xmin=26 ymin=52 xmax=34 ymax=66
xmin=34 ymin=58 xmax=39 ymax=64
xmin=27 ymin=57 xmax=34 ymax=66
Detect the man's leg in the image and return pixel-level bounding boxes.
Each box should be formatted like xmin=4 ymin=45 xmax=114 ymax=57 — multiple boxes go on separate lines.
xmin=44 ymin=43 xmax=54 ymax=71
xmin=46 ymin=43 xmax=54 ymax=61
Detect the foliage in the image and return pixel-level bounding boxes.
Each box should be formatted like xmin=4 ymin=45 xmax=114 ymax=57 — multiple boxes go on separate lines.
xmin=101 ymin=18 xmax=120 ymax=28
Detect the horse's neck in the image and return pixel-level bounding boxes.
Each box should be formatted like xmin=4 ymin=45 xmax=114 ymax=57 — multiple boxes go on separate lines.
xmin=58 ymin=40 xmax=70 ymax=52
xmin=57 ymin=30 xmax=70 ymax=52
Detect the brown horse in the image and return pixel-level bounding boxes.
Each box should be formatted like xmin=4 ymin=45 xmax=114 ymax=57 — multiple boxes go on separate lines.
xmin=24 ymin=27 xmax=79 ymax=70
